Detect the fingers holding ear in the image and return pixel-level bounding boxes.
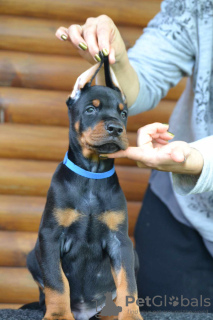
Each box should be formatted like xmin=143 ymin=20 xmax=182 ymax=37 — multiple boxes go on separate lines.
xmin=67 ymin=24 xmax=88 ymax=51
xmin=55 ymin=16 xmax=124 ymax=65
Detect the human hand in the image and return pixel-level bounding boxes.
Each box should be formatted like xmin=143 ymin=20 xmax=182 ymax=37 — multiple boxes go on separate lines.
xmin=101 ymin=123 xmax=204 ymax=175
xmin=55 ymin=15 xmax=127 ymax=66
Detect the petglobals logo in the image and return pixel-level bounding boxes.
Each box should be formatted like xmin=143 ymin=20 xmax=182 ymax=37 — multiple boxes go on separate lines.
xmin=126 ymin=295 xmax=211 ymax=308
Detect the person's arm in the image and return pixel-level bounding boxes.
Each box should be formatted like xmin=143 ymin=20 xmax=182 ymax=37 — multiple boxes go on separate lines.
xmin=127 ymin=0 xmax=197 ymax=115
xmin=172 ymin=136 xmax=213 ymax=195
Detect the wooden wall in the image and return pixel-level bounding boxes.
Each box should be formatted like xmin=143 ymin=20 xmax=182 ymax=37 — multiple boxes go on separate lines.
xmin=0 ymin=0 xmax=185 ymax=309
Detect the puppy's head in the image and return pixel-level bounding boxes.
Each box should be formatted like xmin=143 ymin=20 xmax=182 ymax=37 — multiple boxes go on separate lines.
xmin=66 ymin=59 xmax=129 ymax=158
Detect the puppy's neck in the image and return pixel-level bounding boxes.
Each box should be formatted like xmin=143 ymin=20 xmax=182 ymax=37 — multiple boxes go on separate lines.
xmin=67 ymin=145 xmax=114 ymax=174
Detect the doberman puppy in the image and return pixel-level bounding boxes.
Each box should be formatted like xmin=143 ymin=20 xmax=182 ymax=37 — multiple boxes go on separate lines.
xmin=27 ymin=54 xmax=143 ymax=320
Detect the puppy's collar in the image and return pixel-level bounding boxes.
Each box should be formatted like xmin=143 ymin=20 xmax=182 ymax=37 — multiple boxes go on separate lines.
xmin=63 ymin=152 xmax=115 ymax=179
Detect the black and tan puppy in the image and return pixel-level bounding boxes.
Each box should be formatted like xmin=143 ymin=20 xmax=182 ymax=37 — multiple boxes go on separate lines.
xmin=27 ymin=54 xmax=143 ymax=320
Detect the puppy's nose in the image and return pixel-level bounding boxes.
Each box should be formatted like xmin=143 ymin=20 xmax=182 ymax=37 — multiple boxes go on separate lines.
xmin=105 ymin=122 xmax=123 ymax=137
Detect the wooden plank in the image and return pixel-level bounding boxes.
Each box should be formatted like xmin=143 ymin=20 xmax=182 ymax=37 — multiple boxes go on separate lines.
xmin=0 ymin=0 xmax=162 ymax=28
xmin=0 ymin=304 xmax=22 ymax=309
xmin=0 ymin=159 xmax=58 ymax=197
xmin=0 ymin=15 xmax=143 ymax=56
xmin=0 ymin=195 xmax=43 ymax=232
xmin=0 ymin=194 xmax=141 ymax=235
xmin=0 ymin=124 xmax=69 ymax=161
xmin=118 ymin=166 xmax=150 ymax=202
xmin=0 ymin=159 xmax=150 ymax=201
xmin=127 ymin=99 xmax=176 ymax=131
xmin=1 ymin=87 xmax=69 ymax=127
xmin=0 ymin=231 xmax=37 ymax=267
xmin=0 ymin=51 xmax=186 ymax=96
xmin=127 ymin=201 xmax=141 ymax=236
xmin=0 ymin=267 xmax=39 ymax=304
xmin=0 ymin=51 xmax=90 ymax=91
xmin=1 ymin=87 xmax=176 ymax=128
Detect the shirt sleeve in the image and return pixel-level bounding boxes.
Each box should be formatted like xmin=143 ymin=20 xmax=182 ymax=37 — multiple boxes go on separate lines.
xmin=172 ymin=136 xmax=213 ymax=195
xmin=127 ymin=0 xmax=197 ymax=115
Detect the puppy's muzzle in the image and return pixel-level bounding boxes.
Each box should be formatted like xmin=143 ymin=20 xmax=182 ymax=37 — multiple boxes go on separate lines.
xmin=105 ymin=121 xmax=124 ymax=137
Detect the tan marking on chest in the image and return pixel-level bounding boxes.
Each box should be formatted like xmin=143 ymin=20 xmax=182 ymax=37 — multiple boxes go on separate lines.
xmin=98 ymin=211 xmax=125 ymax=231
xmin=53 ymin=208 xmax=82 ymax=227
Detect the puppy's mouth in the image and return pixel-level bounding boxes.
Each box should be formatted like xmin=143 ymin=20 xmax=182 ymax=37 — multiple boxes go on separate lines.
xmin=85 ymin=139 xmax=126 ymax=154
xmin=94 ymin=142 xmax=121 ymax=154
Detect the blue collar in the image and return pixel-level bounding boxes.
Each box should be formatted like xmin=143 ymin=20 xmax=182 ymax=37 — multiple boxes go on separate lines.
xmin=63 ymin=152 xmax=115 ymax=179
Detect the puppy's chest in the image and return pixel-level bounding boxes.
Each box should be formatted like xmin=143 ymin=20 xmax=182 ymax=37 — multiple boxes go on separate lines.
xmin=54 ymin=194 xmax=126 ymax=231
xmin=53 ymin=184 xmax=126 ymax=238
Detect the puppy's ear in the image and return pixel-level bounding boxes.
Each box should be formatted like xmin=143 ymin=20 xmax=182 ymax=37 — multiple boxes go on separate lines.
xmin=102 ymin=54 xmax=126 ymax=103
xmin=95 ymin=54 xmax=126 ymax=103
xmin=107 ymin=67 xmax=126 ymax=102
xmin=68 ymin=63 xmax=101 ymax=102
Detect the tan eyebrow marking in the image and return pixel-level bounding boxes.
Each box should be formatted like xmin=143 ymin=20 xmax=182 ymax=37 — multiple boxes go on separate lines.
xmin=92 ymin=99 xmax=101 ymax=107
xmin=118 ymin=103 xmax=124 ymax=111
xmin=74 ymin=121 xmax=80 ymax=133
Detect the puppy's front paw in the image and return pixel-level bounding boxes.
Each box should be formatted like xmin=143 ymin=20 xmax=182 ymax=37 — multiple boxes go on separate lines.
xmin=43 ymin=314 xmax=75 ymax=320
xmin=42 ymin=316 xmax=75 ymax=320
xmin=122 ymin=315 xmax=143 ymax=320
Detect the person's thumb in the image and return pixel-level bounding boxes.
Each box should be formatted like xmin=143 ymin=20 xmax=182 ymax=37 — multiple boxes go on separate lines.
xmin=170 ymin=144 xmax=190 ymax=163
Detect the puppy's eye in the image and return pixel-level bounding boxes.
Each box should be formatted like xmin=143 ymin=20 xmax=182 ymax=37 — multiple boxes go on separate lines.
xmin=121 ymin=111 xmax=127 ymax=119
xmin=86 ymin=106 xmax=95 ymax=114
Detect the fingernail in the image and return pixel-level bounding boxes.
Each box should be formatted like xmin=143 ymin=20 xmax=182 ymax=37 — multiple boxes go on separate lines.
xmin=163 ymin=123 xmax=169 ymax=126
xmin=99 ymin=155 xmax=108 ymax=159
xmin=102 ymin=48 xmax=109 ymax=56
xmin=94 ymin=54 xmax=101 ymax=62
xmin=79 ymin=42 xmax=88 ymax=51
xmin=168 ymin=131 xmax=175 ymax=137
xmin=182 ymin=156 xmax=187 ymax=163
xmin=61 ymin=34 xmax=68 ymax=41
xmin=137 ymin=161 xmax=142 ymax=168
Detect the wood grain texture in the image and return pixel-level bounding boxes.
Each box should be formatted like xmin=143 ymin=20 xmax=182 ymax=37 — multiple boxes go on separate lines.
xmin=0 ymin=0 xmax=161 ymax=27
xmin=0 ymin=124 xmax=69 ymax=161
xmin=0 ymin=195 xmax=43 ymax=232
xmin=0 ymin=231 xmax=37 ymax=267
xmin=0 ymin=51 xmax=90 ymax=91
xmin=127 ymin=201 xmax=141 ymax=236
xmin=0 ymin=303 xmax=22 ymax=309
xmin=0 ymin=159 xmax=150 ymax=201
xmin=1 ymin=87 xmax=176 ymax=128
xmin=0 ymin=267 xmax=39 ymax=303
xmin=0 ymin=15 xmax=143 ymax=56
xmin=127 ymin=99 xmax=175 ymax=131
xmin=0 ymin=51 xmax=187 ymax=95
xmin=1 ymin=87 xmax=69 ymax=126
xmin=0 ymin=194 xmax=141 ymax=235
